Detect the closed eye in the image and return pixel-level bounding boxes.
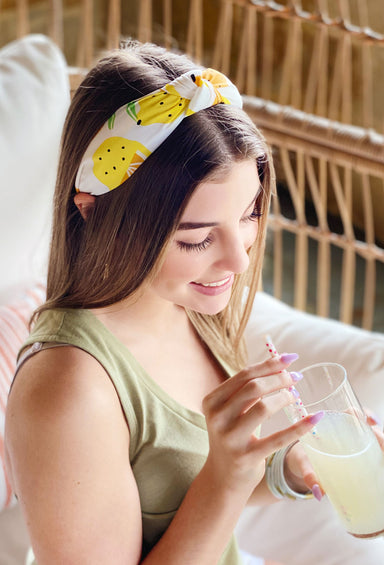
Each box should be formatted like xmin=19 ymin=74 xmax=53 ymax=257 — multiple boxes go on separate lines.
xmin=176 ymin=191 xmax=263 ymax=252
xmin=176 ymin=235 xmax=214 ymax=253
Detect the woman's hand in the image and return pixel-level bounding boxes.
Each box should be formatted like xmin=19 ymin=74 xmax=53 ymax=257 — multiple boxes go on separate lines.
xmin=284 ymin=407 xmax=384 ymax=502
xmin=201 ymin=354 xmax=322 ymax=500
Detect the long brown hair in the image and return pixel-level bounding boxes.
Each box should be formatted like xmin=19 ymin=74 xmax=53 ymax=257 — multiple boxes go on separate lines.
xmin=39 ymin=41 xmax=275 ymax=370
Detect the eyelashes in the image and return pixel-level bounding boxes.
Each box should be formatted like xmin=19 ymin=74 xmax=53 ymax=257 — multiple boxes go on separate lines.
xmin=176 ymin=236 xmax=214 ymax=253
xmin=176 ymin=207 xmax=263 ymax=253
xmin=240 ymin=208 xmax=262 ymax=223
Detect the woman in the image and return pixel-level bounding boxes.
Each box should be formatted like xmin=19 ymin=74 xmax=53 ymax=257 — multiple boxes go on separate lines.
xmin=5 ymin=41 xmax=323 ymax=565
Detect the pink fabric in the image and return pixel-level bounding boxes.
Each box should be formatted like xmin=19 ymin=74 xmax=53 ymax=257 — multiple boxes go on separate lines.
xmin=0 ymin=284 xmax=45 ymax=511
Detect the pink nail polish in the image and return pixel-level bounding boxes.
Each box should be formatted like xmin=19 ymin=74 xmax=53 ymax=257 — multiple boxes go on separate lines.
xmin=280 ymin=353 xmax=299 ymax=364
xmin=312 ymin=483 xmax=323 ymax=501
xmin=308 ymin=411 xmax=325 ymax=425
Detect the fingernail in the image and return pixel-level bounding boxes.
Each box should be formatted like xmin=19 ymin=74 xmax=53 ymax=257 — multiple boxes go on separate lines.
xmin=308 ymin=411 xmax=324 ymax=425
xmin=312 ymin=483 xmax=323 ymax=501
xmin=280 ymin=353 xmax=299 ymax=364
xmin=369 ymin=413 xmax=383 ymax=427
xmin=290 ymin=371 xmax=303 ymax=382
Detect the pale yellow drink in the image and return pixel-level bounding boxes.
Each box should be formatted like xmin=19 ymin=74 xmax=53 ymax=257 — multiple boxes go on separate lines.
xmin=301 ymin=410 xmax=384 ymax=537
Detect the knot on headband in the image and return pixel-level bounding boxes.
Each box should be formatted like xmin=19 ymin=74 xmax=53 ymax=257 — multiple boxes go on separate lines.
xmin=75 ymin=68 xmax=243 ymax=195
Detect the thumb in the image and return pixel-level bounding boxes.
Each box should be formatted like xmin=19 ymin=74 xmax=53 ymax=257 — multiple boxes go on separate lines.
xmin=301 ymin=464 xmax=324 ymax=502
xmin=285 ymin=443 xmax=324 ymax=501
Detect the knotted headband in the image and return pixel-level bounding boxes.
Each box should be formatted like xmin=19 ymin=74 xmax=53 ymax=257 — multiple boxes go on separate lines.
xmin=75 ymin=68 xmax=243 ymax=195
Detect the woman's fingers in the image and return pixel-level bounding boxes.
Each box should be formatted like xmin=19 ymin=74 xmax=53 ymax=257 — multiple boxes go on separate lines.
xmin=231 ymin=388 xmax=296 ymax=437
xmin=249 ymin=412 xmax=324 ymax=461
xmin=208 ymin=370 xmax=294 ymax=424
xmin=203 ymin=356 xmax=305 ymax=466
xmin=203 ymin=370 xmax=301 ymax=438
xmin=203 ymin=354 xmax=299 ymax=414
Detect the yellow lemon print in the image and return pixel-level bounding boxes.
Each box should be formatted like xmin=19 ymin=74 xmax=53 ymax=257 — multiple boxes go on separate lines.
xmin=93 ymin=137 xmax=151 ymax=190
xmin=135 ymin=86 xmax=189 ymax=126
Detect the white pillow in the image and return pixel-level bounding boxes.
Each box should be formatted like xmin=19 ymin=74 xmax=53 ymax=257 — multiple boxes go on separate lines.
xmin=0 ymin=34 xmax=70 ymax=304
xmin=245 ymin=292 xmax=384 ymax=420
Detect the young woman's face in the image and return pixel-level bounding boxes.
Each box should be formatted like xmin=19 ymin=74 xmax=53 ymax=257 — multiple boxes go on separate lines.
xmin=150 ymin=159 xmax=262 ymax=315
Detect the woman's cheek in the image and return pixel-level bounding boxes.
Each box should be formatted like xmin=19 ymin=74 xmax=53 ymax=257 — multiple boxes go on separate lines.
xmin=157 ymin=250 xmax=204 ymax=283
xmin=243 ymin=222 xmax=259 ymax=251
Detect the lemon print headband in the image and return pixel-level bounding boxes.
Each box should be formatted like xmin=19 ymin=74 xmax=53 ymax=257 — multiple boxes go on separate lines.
xmin=75 ymin=68 xmax=243 ymax=196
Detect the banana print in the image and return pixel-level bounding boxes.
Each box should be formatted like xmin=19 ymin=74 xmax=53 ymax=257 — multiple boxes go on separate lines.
xmin=134 ymin=87 xmax=188 ymax=126
xmin=134 ymin=70 xmax=232 ymax=126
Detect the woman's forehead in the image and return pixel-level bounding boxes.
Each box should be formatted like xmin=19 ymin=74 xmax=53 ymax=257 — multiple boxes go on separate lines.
xmin=180 ymin=160 xmax=261 ymax=223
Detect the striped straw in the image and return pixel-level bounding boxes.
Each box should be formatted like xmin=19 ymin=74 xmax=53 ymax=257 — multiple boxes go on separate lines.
xmin=264 ymin=334 xmax=309 ymax=423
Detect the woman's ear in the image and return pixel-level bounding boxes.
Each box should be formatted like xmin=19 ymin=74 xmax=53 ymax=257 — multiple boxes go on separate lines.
xmin=74 ymin=192 xmax=96 ymax=220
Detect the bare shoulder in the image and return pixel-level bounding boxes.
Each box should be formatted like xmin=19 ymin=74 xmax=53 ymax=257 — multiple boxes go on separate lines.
xmin=6 ymin=345 xmax=128 ymax=460
xmin=7 ymin=345 xmax=124 ymax=424
xmin=5 ymin=346 xmax=142 ymax=565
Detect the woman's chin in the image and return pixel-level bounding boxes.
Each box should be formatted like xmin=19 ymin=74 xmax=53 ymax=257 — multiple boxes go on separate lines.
xmin=190 ymin=295 xmax=231 ymax=316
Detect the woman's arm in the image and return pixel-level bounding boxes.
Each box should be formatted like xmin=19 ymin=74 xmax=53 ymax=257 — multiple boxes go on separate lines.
xmin=5 ymin=346 xmax=143 ymax=565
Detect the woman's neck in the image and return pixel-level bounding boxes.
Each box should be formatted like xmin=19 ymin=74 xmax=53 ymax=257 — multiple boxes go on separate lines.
xmin=90 ymin=287 xmax=189 ymax=341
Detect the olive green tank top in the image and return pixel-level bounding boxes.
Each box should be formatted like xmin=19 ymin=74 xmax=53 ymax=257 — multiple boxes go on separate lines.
xmin=21 ymin=308 xmax=243 ymax=564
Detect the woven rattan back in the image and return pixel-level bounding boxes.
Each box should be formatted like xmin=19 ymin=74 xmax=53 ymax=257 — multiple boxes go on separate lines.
xmin=213 ymin=1 xmax=384 ymax=132
xmin=1 ymin=0 xmax=383 ymax=330
xmin=210 ymin=0 xmax=384 ymax=330
xmin=245 ymin=97 xmax=384 ymax=329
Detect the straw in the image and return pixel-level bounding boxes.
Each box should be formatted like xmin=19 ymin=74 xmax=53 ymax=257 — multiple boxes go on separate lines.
xmin=264 ymin=334 xmax=309 ymax=423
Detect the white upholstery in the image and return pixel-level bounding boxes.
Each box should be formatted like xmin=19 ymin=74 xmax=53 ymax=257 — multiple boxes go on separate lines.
xmin=0 ymin=34 xmax=69 ymax=305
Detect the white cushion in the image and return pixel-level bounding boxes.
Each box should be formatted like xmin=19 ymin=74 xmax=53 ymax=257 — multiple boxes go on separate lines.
xmin=0 ymin=34 xmax=70 ymax=304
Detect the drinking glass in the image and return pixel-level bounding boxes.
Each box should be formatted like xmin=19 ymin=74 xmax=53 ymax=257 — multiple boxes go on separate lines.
xmin=294 ymin=362 xmax=384 ymax=538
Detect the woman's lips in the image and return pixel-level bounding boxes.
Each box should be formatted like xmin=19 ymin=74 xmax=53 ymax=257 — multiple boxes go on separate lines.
xmin=189 ymin=275 xmax=234 ymax=296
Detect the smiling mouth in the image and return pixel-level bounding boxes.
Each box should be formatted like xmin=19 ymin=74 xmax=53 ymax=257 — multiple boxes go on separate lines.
xmin=194 ymin=276 xmax=232 ymax=287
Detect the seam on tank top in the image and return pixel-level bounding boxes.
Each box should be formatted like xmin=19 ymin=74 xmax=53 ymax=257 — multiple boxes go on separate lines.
xmin=137 ymin=375 xmax=207 ymax=430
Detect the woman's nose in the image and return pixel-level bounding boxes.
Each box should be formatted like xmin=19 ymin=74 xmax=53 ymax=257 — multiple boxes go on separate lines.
xmin=214 ymin=231 xmax=251 ymax=274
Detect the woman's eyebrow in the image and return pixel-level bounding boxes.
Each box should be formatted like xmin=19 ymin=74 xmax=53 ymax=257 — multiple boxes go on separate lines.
xmin=177 ymin=188 xmax=261 ymax=231
xmin=177 ymin=221 xmax=219 ymax=231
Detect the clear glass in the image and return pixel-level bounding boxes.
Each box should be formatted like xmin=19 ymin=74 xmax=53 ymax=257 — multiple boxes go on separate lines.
xmin=295 ymin=363 xmax=384 ymax=538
